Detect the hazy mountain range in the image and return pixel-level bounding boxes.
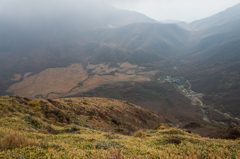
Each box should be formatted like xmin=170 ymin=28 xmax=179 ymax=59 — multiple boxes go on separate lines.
xmin=0 ymin=1 xmax=240 ymax=127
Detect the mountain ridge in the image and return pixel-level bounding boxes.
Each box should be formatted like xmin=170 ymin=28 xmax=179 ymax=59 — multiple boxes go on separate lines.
xmin=188 ymin=3 xmax=240 ymax=30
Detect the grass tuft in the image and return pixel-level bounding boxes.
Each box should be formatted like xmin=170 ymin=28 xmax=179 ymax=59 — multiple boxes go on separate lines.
xmin=133 ymin=130 xmax=147 ymax=138
xmin=0 ymin=133 xmax=34 ymax=151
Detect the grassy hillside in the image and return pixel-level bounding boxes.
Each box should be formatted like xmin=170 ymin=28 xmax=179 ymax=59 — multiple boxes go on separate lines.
xmin=0 ymin=96 xmax=166 ymax=134
xmin=0 ymin=96 xmax=239 ymax=158
xmin=69 ymin=81 xmax=203 ymax=126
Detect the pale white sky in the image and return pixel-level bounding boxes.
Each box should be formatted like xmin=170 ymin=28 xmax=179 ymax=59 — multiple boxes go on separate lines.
xmin=108 ymin=0 xmax=240 ymax=22
xmin=0 ymin=0 xmax=239 ymax=23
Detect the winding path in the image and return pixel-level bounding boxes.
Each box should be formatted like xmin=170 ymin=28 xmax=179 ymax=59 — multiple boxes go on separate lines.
xmin=175 ymin=77 xmax=240 ymax=122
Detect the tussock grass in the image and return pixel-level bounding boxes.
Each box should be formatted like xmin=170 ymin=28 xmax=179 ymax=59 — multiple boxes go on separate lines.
xmin=0 ymin=133 xmax=34 ymax=151
xmin=133 ymin=130 xmax=147 ymax=138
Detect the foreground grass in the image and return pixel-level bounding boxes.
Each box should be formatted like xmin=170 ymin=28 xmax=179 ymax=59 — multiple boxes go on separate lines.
xmin=1 ymin=126 xmax=239 ymax=158
xmin=0 ymin=96 xmax=239 ymax=158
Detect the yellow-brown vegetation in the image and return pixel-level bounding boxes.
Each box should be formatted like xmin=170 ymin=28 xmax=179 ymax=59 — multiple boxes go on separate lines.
xmin=0 ymin=96 xmax=239 ymax=158
xmin=0 ymin=133 xmax=34 ymax=151
xmin=133 ymin=130 xmax=147 ymax=138
xmin=6 ymin=62 xmax=154 ymax=99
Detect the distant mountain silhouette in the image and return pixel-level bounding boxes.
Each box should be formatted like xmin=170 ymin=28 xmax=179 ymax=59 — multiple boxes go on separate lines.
xmin=188 ymin=3 xmax=240 ymax=30
xmin=82 ymin=23 xmax=190 ymax=64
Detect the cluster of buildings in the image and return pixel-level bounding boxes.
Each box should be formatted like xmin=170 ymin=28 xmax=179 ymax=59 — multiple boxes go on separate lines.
xmin=173 ymin=79 xmax=183 ymax=86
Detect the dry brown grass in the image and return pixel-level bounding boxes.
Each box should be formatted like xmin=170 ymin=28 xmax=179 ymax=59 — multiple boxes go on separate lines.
xmin=7 ymin=63 xmax=88 ymax=99
xmin=102 ymin=148 xmax=127 ymax=159
xmin=0 ymin=133 xmax=34 ymax=151
xmin=133 ymin=130 xmax=147 ymax=138
xmin=10 ymin=74 xmax=22 ymax=81
xmin=7 ymin=62 xmax=154 ymax=99
xmin=37 ymin=129 xmax=49 ymax=134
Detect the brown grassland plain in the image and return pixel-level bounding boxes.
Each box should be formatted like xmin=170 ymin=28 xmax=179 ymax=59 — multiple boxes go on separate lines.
xmin=7 ymin=62 xmax=152 ymax=99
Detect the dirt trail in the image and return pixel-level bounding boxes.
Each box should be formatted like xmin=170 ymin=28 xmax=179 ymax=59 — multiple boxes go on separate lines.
xmin=172 ymin=76 xmax=240 ymax=123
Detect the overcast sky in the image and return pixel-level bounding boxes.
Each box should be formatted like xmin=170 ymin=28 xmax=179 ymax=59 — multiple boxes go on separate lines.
xmin=107 ymin=0 xmax=240 ymax=22
xmin=0 ymin=0 xmax=239 ymax=23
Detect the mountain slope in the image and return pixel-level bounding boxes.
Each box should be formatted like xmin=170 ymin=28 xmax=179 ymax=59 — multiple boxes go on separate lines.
xmin=177 ymin=38 xmax=240 ymax=118
xmin=165 ymin=3 xmax=240 ymax=119
xmin=188 ymin=3 xmax=240 ymax=30
xmin=0 ymin=1 xmax=156 ymax=32
xmin=82 ymin=23 xmax=190 ymax=64
xmin=0 ymin=96 xmax=166 ymax=134
xmin=68 ymin=81 xmax=204 ymax=126
xmin=86 ymin=23 xmax=189 ymax=50
xmin=0 ymin=96 xmax=239 ymax=158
